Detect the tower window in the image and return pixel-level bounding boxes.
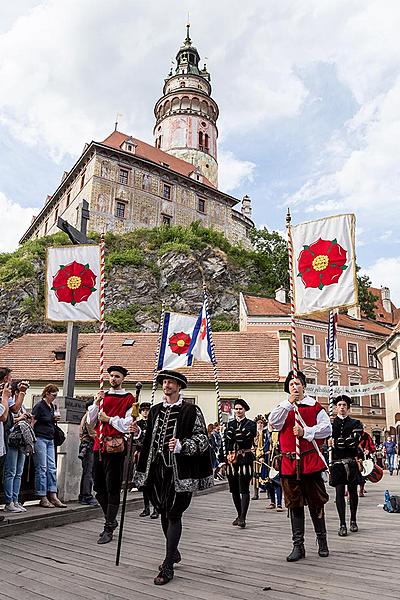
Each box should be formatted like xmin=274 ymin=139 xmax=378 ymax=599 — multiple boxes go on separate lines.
xmin=198 ymin=131 xmax=203 ymax=150
xmin=162 ymin=214 xmax=171 ymax=226
xmin=163 ymin=183 xmax=172 ymax=200
xmin=198 ymin=198 xmax=206 ymax=213
xmin=115 ymin=201 xmax=126 ymax=219
xmin=204 ymin=134 xmax=209 ymax=152
xmin=119 ymin=169 xmax=129 ymax=185
xmin=180 ymin=81 xmax=185 ymax=87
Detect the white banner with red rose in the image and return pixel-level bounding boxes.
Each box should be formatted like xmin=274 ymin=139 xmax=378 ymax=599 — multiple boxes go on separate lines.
xmin=291 ymin=213 xmax=357 ymax=316
xmin=46 ymin=245 xmax=101 ymax=322
xmin=157 ymin=312 xmax=197 ymax=370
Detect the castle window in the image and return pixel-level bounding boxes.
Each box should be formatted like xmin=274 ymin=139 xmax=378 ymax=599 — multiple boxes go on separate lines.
xmin=198 ymin=131 xmax=203 ymax=150
xmin=119 ymin=169 xmax=129 ymax=185
xmin=162 ymin=214 xmax=171 ymax=226
xmin=44 ymin=220 xmax=48 ymax=234
xmin=66 ymin=192 xmax=71 ymax=208
xmin=142 ymin=173 xmax=151 ymax=191
xmin=180 ymin=81 xmax=185 ymax=87
xmin=163 ymin=183 xmax=172 ymax=200
xmin=115 ymin=201 xmax=126 ymax=219
xmin=198 ymin=198 xmax=206 ymax=213
xmin=80 ymin=171 xmax=86 ymax=190
xmin=204 ymin=133 xmax=209 ymax=152
xmin=54 ymin=208 xmax=58 ymax=224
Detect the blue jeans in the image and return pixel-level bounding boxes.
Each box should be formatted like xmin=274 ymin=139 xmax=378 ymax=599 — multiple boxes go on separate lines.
xmin=386 ymin=453 xmax=395 ymax=472
xmin=3 ymin=447 xmax=26 ymax=504
xmin=33 ymin=437 xmax=57 ymax=496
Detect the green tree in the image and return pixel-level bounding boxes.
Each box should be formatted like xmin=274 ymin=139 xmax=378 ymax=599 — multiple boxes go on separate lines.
xmin=357 ymin=271 xmax=378 ymax=319
xmin=247 ymin=227 xmax=289 ymax=295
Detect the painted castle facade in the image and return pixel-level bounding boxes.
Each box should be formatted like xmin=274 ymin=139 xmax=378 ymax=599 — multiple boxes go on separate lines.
xmin=21 ymin=27 xmax=253 ymax=246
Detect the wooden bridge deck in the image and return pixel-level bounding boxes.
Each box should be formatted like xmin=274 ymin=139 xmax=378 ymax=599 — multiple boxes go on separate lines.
xmin=0 ymin=475 xmax=399 ymax=600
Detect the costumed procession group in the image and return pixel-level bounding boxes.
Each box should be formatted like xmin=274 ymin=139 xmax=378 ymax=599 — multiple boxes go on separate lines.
xmin=90 ymin=363 xmax=382 ymax=586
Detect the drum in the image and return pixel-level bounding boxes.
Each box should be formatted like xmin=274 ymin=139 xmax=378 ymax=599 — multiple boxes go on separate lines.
xmin=361 ymin=459 xmax=374 ymax=477
xmin=269 ymin=466 xmax=280 ymax=484
xmin=366 ymin=463 xmax=383 ymax=483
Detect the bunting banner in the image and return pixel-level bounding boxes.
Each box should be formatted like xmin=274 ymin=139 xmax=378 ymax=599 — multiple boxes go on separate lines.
xmin=306 ymin=380 xmax=399 ymax=397
xmin=46 ymin=245 xmax=101 ymax=322
xmin=157 ymin=312 xmax=197 ymax=370
xmin=187 ymin=302 xmax=214 ymax=365
xmin=290 ymin=214 xmax=357 ymax=316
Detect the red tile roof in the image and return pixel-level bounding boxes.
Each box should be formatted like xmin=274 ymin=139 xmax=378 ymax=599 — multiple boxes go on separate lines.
xmin=101 ymin=131 xmax=215 ymax=188
xmin=243 ymin=294 xmax=394 ymax=336
xmin=0 ymin=332 xmax=279 ymax=385
xmin=368 ymin=287 xmax=400 ymax=325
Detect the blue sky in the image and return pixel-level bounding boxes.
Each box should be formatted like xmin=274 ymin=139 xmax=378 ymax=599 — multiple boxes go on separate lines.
xmin=1 ymin=0 xmax=399 ymax=304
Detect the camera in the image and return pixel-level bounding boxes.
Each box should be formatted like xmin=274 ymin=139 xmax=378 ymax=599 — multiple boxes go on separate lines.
xmin=78 ymin=440 xmax=92 ymax=460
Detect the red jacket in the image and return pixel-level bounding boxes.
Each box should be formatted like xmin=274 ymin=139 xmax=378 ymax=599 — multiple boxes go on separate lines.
xmin=279 ymin=401 xmax=327 ymax=476
xmin=94 ymin=391 xmax=134 ymax=452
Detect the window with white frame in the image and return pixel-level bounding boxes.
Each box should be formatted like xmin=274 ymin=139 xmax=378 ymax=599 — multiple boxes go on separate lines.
xmin=115 ymin=201 xmax=126 ymax=219
xmin=367 ymin=346 xmax=378 ymax=368
xmin=349 ymin=378 xmax=361 ymax=405
xmin=119 ymin=169 xmax=129 ymax=185
xmin=370 ymin=394 xmax=380 ymax=408
xmin=325 ymin=338 xmax=343 ymax=362
xmin=303 ymin=334 xmax=320 ymax=359
xmin=348 ymin=343 xmax=358 ymax=366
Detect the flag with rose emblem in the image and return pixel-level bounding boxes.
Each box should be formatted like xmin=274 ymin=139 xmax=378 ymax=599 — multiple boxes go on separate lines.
xmin=291 ymin=214 xmax=357 ymax=316
xmin=157 ymin=312 xmax=197 ymax=369
xmin=46 ymin=245 xmax=101 ymax=322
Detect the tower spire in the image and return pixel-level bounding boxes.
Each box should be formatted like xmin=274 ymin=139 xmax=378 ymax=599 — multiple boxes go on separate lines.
xmin=185 ymin=13 xmax=191 ymax=45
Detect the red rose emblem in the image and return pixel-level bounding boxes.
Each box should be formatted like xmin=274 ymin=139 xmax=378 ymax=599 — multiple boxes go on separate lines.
xmin=169 ymin=331 xmax=192 ymax=355
xmin=297 ymin=238 xmax=348 ymax=290
xmin=51 ymin=261 xmax=97 ymax=305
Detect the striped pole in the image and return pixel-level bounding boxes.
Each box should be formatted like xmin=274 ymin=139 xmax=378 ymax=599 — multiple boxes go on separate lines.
xmin=286 ymin=209 xmax=301 ymax=479
xmin=151 ymin=302 xmax=166 ymax=405
xmin=328 ymin=309 xmax=335 ymax=467
xmin=203 ymin=283 xmax=226 ymax=457
xmin=99 ymin=234 xmax=106 ymax=450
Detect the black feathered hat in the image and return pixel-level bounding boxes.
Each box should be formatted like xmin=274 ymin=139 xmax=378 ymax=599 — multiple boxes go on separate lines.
xmin=107 ymin=365 xmax=128 ymax=378
xmin=284 ymin=370 xmax=307 ymax=394
xmin=156 ymin=370 xmax=188 ymax=389
xmin=234 ymin=398 xmax=250 ymax=411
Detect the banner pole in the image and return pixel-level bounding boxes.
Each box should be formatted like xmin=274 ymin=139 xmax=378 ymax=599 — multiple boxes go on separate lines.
xmin=286 ymin=209 xmax=301 ymax=480
xmin=98 ymin=233 xmax=106 ymax=450
xmin=151 ymin=301 xmax=166 ymax=405
xmin=202 ymin=283 xmax=226 ymax=457
xmin=328 ymin=309 xmax=335 ymax=467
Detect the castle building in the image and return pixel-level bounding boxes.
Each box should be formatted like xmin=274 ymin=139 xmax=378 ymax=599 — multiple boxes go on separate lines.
xmin=20 ymin=27 xmax=253 ymax=246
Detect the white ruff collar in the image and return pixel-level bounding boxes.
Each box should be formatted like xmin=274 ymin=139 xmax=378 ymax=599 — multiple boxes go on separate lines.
xmin=162 ymin=393 xmax=184 ymax=408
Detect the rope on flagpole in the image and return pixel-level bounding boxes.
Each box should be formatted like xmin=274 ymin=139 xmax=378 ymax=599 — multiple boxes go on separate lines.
xmin=202 ymin=282 xmax=226 ymax=457
xmin=151 ymin=301 xmax=166 ymax=405
xmin=328 ymin=309 xmax=335 ymax=467
xmin=99 ymin=233 xmax=106 ymax=451
xmin=286 ymin=209 xmax=301 ymax=480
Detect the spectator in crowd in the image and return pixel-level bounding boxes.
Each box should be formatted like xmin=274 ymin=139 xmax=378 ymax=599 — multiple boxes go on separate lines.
xmin=3 ymin=379 xmax=31 ymax=512
xmin=31 ymin=384 xmax=66 ymax=508
xmin=383 ymin=435 xmax=397 ymax=476
xmin=0 ymin=367 xmax=12 ymax=521
xmin=78 ymin=400 xmax=98 ymax=506
xmin=208 ymin=423 xmax=219 ymax=479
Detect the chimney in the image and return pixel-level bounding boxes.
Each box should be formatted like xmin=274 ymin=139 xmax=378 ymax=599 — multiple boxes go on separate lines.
xmin=275 ymin=287 xmax=287 ymax=304
xmin=347 ymin=305 xmax=361 ymax=320
xmin=381 ymin=286 xmax=392 ymax=314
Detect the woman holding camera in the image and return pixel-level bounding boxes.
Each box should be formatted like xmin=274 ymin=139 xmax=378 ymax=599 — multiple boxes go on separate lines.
xmin=3 ymin=379 xmax=31 ymax=512
xmin=31 ymin=384 xmax=66 ymax=508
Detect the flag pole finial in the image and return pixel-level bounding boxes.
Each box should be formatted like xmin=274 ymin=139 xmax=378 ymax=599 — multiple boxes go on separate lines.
xmin=286 ymin=208 xmax=291 ymax=227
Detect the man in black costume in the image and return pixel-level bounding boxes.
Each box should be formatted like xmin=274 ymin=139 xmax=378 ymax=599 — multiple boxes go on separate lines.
xmin=330 ymin=394 xmax=363 ymax=536
xmin=134 ymin=370 xmax=213 ymax=586
xmin=135 ymin=402 xmax=159 ymax=519
xmin=225 ymin=399 xmax=257 ymax=528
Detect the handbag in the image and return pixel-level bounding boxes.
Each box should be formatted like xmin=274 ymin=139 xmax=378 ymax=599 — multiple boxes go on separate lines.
xmin=104 ymin=435 xmax=125 ymax=453
xmin=54 ymin=424 xmax=66 ymax=447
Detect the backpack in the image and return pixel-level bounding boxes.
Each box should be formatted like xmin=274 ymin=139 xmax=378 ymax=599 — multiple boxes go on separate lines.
xmin=383 ymin=490 xmax=400 ymax=513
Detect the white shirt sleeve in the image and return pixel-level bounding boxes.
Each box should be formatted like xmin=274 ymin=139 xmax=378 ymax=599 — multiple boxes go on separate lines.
xmin=303 ymin=408 xmax=332 ymax=442
xmin=268 ymin=399 xmax=293 ymax=431
xmin=87 ymin=402 xmax=99 ymax=425
xmin=173 ymin=439 xmax=182 ymax=454
xmin=109 ymin=408 xmax=137 ymax=434
xmin=0 ymin=404 xmax=5 ymax=417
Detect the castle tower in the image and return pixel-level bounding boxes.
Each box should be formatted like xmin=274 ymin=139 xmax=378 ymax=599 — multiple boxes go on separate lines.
xmin=153 ymin=25 xmax=219 ymax=187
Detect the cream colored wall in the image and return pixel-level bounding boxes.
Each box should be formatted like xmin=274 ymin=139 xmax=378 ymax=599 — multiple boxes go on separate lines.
xmin=379 ymin=341 xmax=400 ymax=428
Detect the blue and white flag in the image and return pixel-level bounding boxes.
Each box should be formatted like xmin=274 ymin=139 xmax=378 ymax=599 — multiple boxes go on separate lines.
xmin=187 ymin=303 xmax=214 ymax=365
xmin=157 ymin=312 xmax=197 ymax=370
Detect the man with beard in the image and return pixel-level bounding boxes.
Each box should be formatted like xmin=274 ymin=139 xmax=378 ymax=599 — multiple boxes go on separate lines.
xmin=133 ymin=370 xmax=213 ymax=586
xmin=269 ymin=371 xmax=331 ymax=561
xmin=330 ymin=395 xmax=363 ymax=536
xmin=88 ymin=365 xmax=138 ymax=544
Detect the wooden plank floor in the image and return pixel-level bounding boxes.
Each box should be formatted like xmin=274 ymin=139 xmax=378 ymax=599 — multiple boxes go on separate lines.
xmin=1 ymin=474 xmax=399 ymax=600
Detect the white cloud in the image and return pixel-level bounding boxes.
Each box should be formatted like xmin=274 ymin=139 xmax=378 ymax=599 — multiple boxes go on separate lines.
xmin=366 ymin=257 xmax=400 ymax=307
xmin=218 ymin=150 xmax=255 ymax=193
xmin=0 ymin=193 xmax=38 ymax=252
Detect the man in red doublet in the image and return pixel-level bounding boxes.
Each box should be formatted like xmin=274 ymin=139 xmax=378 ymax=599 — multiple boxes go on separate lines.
xmin=269 ymin=370 xmax=331 ymax=562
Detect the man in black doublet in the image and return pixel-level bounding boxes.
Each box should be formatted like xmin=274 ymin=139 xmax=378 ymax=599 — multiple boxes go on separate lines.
xmin=134 ymin=370 xmax=213 ymax=586
xmin=330 ymin=395 xmax=363 ymax=536
xmin=225 ymin=398 xmax=257 ymax=528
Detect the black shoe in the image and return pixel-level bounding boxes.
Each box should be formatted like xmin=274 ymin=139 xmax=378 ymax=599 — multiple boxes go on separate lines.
xmin=237 ymin=517 xmax=246 ymax=528
xmin=349 ymin=521 xmax=358 ymax=532
xmin=232 ymin=517 xmax=240 ymax=526
xmin=154 ymin=565 xmax=174 ymax=585
xmin=317 ymin=536 xmax=329 ymax=557
xmin=159 ymin=550 xmax=181 ymax=570
xmin=150 ymin=509 xmax=159 ymax=519
xmin=338 ymin=524 xmax=347 ymax=537
xmin=286 ymin=545 xmax=305 ymax=562
xmin=97 ymin=529 xmax=113 ymax=544
xmin=140 ymin=507 xmax=150 ymax=517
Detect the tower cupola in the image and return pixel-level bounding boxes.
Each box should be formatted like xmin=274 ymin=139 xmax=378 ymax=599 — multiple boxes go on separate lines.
xmin=153 ymin=25 xmax=219 ymax=187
